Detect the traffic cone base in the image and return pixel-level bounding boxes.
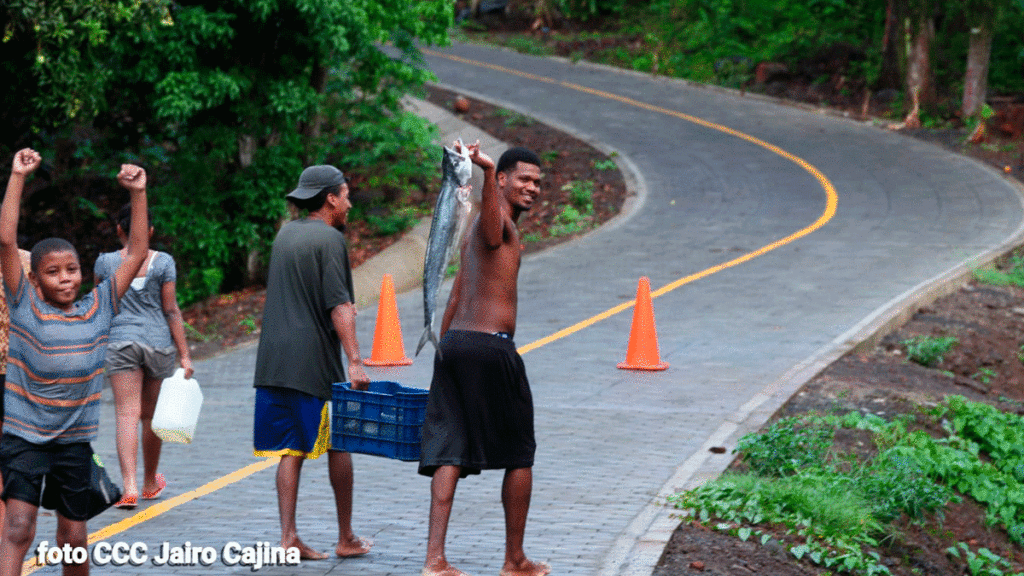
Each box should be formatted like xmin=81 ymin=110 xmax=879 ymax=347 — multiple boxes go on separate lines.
xmin=364 ymin=274 xmax=413 ymax=366
xmin=617 ymin=276 xmax=669 ymax=371
xmin=617 ymin=359 xmax=669 ymax=371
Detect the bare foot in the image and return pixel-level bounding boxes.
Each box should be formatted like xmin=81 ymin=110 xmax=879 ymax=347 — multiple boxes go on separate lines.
xmin=423 ymin=559 xmax=473 ymax=576
xmin=335 ymin=536 xmax=372 ymax=558
xmin=500 ymin=559 xmax=551 ymax=576
xmin=281 ymin=536 xmax=328 ymax=560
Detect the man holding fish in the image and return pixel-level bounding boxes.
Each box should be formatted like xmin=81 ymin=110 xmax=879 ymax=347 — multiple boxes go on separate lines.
xmin=419 ymin=141 xmax=550 ymax=576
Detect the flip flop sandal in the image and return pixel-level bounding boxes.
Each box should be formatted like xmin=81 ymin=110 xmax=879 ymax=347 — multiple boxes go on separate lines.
xmin=142 ymin=473 xmax=167 ymax=500
xmin=114 ymin=494 xmax=137 ymax=509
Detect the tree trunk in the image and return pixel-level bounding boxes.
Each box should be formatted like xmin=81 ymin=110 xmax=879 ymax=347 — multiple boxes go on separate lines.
xmin=903 ymin=12 xmax=935 ymax=128
xmin=961 ymin=20 xmax=994 ymax=118
xmin=878 ymin=0 xmax=905 ymax=90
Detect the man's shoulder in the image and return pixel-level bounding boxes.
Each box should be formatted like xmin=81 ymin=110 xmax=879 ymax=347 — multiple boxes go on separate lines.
xmin=277 ymin=219 xmax=344 ymax=243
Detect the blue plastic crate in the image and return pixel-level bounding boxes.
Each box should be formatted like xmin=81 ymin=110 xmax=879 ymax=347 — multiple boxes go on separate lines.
xmin=331 ymin=381 xmax=428 ymax=461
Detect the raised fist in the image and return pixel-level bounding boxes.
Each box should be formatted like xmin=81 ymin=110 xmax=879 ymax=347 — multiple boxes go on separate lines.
xmin=117 ymin=164 xmax=147 ymax=193
xmin=11 ymin=149 xmax=41 ymax=176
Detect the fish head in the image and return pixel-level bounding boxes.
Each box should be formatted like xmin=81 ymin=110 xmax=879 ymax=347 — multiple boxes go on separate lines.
xmin=443 ymin=139 xmax=473 ymax=186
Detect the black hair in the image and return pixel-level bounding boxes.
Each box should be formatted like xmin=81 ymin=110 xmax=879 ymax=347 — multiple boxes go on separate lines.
xmin=288 ymin=184 xmax=341 ymax=212
xmin=496 ymin=147 xmax=541 ymax=175
xmin=116 ymin=203 xmax=154 ymax=235
xmin=31 ymin=238 xmax=79 ymax=272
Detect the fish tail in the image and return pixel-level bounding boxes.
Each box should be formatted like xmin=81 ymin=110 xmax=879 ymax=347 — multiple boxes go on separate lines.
xmin=430 ymin=330 xmax=442 ymax=361
xmin=414 ymin=324 xmax=443 ymax=360
xmin=415 ymin=325 xmax=432 ymax=356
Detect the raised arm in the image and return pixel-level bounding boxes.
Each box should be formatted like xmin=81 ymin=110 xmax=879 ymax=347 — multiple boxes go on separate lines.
xmin=464 ymin=141 xmax=502 ymax=249
xmin=111 ymin=165 xmax=149 ymax=302
xmin=330 ymin=302 xmax=369 ymax=390
xmin=1 ymin=149 xmax=41 ymax=296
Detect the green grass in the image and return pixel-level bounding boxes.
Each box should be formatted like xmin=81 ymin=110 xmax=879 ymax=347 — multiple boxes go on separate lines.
xmin=974 ymin=254 xmax=1024 ymax=287
xmin=495 ymin=107 xmax=535 ymax=127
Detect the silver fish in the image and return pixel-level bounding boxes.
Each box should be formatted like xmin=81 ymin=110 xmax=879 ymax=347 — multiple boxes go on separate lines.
xmin=416 ymin=140 xmax=473 ymax=356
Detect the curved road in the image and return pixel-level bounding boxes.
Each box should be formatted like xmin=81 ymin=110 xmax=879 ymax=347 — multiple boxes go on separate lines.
xmin=27 ymin=43 xmax=1024 ymax=576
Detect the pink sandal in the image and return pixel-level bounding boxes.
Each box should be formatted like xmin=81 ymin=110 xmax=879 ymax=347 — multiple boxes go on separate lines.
xmin=142 ymin=474 xmax=167 ymax=500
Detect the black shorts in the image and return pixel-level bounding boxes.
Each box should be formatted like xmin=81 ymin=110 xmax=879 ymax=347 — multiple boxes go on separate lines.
xmin=419 ymin=330 xmax=536 ymax=477
xmin=0 ymin=373 xmax=5 ymax=428
xmin=0 ymin=434 xmax=93 ymax=521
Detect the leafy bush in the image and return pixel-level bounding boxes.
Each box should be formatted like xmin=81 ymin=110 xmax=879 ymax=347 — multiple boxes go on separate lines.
xmin=856 ymin=450 xmax=956 ymax=522
xmin=735 ymin=416 xmax=834 ymax=476
xmin=562 ymin=180 xmax=594 ymax=214
xmin=902 ymin=335 xmax=958 ymax=367
xmin=366 ymin=207 xmax=421 ymax=237
xmin=549 ymin=205 xmax=589 ymax=237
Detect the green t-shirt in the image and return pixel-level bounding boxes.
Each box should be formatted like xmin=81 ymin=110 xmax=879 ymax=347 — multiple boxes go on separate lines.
xmin=253 ymin=219 xmax=353 ymax=399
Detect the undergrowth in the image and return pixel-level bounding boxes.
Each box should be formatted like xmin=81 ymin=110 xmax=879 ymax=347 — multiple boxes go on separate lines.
xmin=975 ymin=253 xmax=1024 ymax=288
xmin=669 ymin=398 xmax=1024 ymax=575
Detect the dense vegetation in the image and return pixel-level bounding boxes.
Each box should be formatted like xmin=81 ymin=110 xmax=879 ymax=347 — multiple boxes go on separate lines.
xmin=1 ymin=0 xmax=450 ymax=305
xmin=486 ymin=0 xmax=1024 ymax=123
xmin=4 ymin=0 xmax=1022 ymax=306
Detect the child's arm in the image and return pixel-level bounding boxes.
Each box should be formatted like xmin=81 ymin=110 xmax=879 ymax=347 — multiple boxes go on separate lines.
xmin=161 ymin=279 xmax=194 ymax=378
xmin=1 ymin=149 xmax=41 ymax=297
xmin=111 ymin=164 xmax=149 ymax=302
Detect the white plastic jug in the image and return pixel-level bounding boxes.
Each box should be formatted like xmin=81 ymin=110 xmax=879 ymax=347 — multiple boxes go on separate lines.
xmin=151 ymin=368 xmax=204 ymax=444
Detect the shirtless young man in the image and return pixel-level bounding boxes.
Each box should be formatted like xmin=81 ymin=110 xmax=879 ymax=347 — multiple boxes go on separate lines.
xmin=419 ymin=143 xmax=550 ymax=576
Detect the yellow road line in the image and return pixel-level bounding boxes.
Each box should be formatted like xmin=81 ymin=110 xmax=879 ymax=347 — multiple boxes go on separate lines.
xmin=22 ymin=458 xmax=278 ymax=575
xmin=44 ymin=49 xmax=838 ymax=565
xmin=417 ymin=49 xmax=838 ymax=354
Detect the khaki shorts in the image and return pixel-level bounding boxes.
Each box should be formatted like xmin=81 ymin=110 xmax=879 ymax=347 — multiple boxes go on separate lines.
xmin=105 ymin=341 xmax=178 ymax=380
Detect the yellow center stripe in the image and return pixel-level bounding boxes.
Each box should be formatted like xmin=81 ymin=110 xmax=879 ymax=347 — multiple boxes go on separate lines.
xmin=35 ymin=48 xmax=837 ymax=567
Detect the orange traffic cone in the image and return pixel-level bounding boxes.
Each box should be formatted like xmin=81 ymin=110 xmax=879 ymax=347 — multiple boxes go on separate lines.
xmin=363 ymin=274 xmax=413 ymax=366
xmin=617 ymin=276 xmax=669 ymax=371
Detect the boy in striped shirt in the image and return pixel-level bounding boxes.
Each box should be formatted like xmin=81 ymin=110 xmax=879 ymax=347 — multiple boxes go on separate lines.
xmin=0 ymin=148 xmax=150 ymax=576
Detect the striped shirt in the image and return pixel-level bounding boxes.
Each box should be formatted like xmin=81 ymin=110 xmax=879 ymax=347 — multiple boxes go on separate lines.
xmin=3 ymin=273 xmax=118 ymax=444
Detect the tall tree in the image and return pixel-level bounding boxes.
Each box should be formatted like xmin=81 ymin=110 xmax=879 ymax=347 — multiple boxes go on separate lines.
xmin=878 ymin=0 xmax=906 ymax=91
xmin=902 ymin=0 xmax=938 ymax=127
xmin=961 ymin=5 xmax=994 ymax=120
xmin=959 ymin=0 xmax=1014 ymax=118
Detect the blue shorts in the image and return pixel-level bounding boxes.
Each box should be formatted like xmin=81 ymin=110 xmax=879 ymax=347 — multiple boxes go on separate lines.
xmin=253 ymin=387 xmax=331 ymax=459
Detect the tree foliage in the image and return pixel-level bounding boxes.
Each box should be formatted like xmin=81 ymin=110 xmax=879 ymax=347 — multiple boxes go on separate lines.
xmin=612 ymin=0 xmax=1024 ymax=104
xmin=0 ymin=0 xmax=167 ymax=146
xmin=2 ymin=0 xmax=451 ymax=305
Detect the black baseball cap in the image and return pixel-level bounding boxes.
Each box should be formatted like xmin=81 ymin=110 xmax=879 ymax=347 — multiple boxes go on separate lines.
xmin=287 ymin=165 xmax=347 ymax=200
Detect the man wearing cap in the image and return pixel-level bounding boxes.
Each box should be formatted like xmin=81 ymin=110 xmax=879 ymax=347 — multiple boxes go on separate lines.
xmin=253 ymin=164 xmax=372 ymax=560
